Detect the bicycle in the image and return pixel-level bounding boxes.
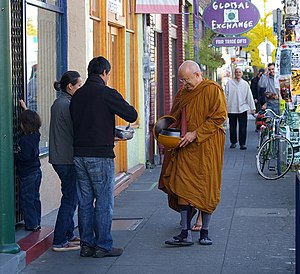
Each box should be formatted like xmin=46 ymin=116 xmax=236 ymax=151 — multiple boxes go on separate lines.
xmin=256 ymin=108 xmax=294 ymax=180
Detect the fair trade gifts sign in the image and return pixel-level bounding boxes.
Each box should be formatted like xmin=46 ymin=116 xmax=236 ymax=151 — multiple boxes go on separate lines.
xmin=203 ymin=0 xmax=260 ymax=35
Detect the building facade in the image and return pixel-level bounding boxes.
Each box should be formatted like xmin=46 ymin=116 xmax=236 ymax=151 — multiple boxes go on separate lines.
xmin=0 ymin=0 xmax=209 ymax=254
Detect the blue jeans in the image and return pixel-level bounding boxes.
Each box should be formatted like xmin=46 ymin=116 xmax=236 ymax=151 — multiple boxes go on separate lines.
xmin=52 ymin=164 xmax=78 ymax=246
xmin=74 ymin=157 xmax=114 ymax=251
xmin=19 ymin=169 xmax=42 ymax=229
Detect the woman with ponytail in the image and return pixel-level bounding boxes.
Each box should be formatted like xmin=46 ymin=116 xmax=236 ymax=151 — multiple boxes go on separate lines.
xmin=49 ymin=71 xmax=83 ymax=252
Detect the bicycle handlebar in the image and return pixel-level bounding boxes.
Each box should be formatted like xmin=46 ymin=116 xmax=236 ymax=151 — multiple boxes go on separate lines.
xmin=264 ymin=108 xmax=288 ymax=120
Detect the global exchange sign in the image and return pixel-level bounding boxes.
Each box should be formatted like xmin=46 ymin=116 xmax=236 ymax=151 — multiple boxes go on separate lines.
xmin=203 ymin=0 xmax=260 ymax=35
xmin=212 ymin=37 xmax=250 ymax=47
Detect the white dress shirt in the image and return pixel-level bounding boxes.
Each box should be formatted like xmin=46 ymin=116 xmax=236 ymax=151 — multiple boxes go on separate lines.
xmin=225 ymin=78 xmax=256 ymax=114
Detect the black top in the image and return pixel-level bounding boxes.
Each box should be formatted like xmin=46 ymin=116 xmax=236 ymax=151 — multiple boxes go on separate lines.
xmin=15 ymin=132 xmax=41 ymax=177
xmin=250 ymin=76 xmax=266 ymax=106
xmin=250 ymin=76 xmax=260 ymax=100
xmin=70 ymin=74 xmax=138 ymax=158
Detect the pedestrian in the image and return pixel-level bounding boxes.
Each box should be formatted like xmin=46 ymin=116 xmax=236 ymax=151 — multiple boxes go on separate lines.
xmin=225 ymin=68 xmax=256 ymax=150
xmin=49 ymin=71 xmax=83 ymax=252
xmin=15 ymin=103 xmax=42 ymax=232
xmin=258 ymin=62 xmax=280 ymax=114
xmin=250 ymin=68 xmax=265 ymax=112
xmin=159 ymin=60 xmax=227 ymax=246
xmin=70 ymin=56 xmax=138 ymax=258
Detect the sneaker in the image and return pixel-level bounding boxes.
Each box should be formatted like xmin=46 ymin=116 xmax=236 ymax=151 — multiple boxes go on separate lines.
xmin=80 ymin=246 xmax=95 ymax=257
xmin=93 ymin=247 xmax=123 ymax=258
xmin=69 ymin=236 xmax=80 ymax=245
xmin=240 ymin=145 xmax=247 ymax=150
xmin=25 ymin=226 xmax=41 ymax=232
xmin=165 ymin=230 xmax=194 ymax=246
xmin=230 ymin=143 xmax=236 ymax=148
xmin=52 ymin=244 xmax=81 ymax=252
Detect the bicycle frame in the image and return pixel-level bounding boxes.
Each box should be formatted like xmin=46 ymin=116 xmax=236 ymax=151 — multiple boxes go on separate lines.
xmin=256 ymin=108 xmax=294 ymax=179
xmin=258 ymin=109 xmax=288 ymax=146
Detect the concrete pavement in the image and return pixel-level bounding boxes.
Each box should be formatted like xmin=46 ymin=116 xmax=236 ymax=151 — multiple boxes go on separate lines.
xmin=17 ymin=121 xmax=297 ymax=273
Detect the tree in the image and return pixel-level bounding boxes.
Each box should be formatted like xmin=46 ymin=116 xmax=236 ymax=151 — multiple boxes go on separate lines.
xmin=242 ymin=10 xmax=277 ymax=69
xmin=198 ymin=29 xmax=225 ymax=78
xmin=27 ymin=18 xmax=37 ymax=36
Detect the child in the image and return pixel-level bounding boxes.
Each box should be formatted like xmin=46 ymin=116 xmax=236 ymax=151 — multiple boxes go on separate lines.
xmin=15 ymin=106 xmax=42 ymax=232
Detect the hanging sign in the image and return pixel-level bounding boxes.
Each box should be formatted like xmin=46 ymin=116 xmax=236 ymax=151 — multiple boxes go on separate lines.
xmin=203 ymin=0 xmax=260 ymax=35
xmin=212 ymin=36 xmax=249 ymax=47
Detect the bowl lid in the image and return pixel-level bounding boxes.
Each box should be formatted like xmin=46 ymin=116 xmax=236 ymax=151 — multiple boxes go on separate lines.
xmin=153 ymin=115 xmax=177 ymax=140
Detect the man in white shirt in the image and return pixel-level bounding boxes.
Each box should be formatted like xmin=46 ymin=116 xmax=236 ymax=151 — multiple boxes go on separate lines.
xmin=225 ymin=68 xmax=256 ymax=150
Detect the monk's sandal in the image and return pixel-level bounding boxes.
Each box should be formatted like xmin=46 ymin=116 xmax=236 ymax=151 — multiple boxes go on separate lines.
xmin=165 ymin=230 xmax=193 ymax=246
xmin=199 ymin=229 xmax=212 ymax=245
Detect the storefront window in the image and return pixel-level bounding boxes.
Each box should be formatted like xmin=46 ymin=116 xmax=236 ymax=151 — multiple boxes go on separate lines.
xmin=26 ymin=3 xmax=62 ymax=153
xmin=90 ymin=0 xmax=100 ymax=18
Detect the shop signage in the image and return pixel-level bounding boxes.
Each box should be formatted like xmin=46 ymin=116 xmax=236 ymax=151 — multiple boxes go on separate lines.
xmin=203 ymin=0 xmax=260 ymax=35
xmin=108 ymin=0 xmax=121 ymax=14
xmin=135 ymin=0 xmax=179 ymax=14
xmin=212 ymin=36 xmax=249 ymax=47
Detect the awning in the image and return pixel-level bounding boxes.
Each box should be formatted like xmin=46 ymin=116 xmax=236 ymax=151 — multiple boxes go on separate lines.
xmin=135 ymin=0 xmax=179 ymax=14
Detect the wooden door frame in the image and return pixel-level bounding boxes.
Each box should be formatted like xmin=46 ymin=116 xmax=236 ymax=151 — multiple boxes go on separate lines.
xmin=107 ymin=25 xmax=128 ymax=173
xmin=91 ymin=1 xmax=134 ymax=173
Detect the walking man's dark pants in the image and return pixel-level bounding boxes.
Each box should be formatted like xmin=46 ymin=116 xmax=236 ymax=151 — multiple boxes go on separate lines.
xmin=228 ymin=111 xmax=248 ymax=146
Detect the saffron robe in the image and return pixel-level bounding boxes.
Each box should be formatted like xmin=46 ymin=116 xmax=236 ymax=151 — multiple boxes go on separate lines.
xmin=158 ymin=79 xmax=227 ymax=214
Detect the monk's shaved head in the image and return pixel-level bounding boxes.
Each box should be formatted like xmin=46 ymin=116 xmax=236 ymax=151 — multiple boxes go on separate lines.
xmin=178 ymin=60 xmax=202 ymax=91
xmin=179 ymin=60 xmax=200 ymax=75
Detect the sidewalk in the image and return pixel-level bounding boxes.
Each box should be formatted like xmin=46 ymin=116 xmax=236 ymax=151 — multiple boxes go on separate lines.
xmin=7 ymin=121 xmax=298 ymax=273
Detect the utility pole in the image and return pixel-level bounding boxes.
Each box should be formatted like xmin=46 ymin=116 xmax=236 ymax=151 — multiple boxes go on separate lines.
xmin=0 ymin=0 xmax=20 ymax=254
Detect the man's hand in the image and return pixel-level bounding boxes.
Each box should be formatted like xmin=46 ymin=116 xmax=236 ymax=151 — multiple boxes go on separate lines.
xmin=264 ymin=67 xmax=269 ymax=75
xmin=179 ymin=131 xmax=197 ymax=148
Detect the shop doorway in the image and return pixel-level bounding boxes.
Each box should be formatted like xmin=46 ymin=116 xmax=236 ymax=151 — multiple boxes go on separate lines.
xmin=107 ymin=25 xmax=127 ymax=174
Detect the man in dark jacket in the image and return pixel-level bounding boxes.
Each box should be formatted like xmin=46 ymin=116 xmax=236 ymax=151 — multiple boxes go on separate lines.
xmin=250 ymin=68 xmax=264 ymax=112
xmin=70 ymin=56 xmax=138 ymax=258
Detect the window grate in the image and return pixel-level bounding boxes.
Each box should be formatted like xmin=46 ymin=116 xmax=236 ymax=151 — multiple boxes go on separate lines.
xmin=11 ymin=0 xmax=25 ymax=224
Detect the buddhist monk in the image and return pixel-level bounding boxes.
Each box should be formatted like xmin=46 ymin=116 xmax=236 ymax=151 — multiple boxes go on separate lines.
xmin=159 ymin=60 xmax=227 ymax=246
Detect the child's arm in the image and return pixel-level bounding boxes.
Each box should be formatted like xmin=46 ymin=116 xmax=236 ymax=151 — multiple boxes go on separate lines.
xmin=20 ymin=99 xmax=28 ymax=110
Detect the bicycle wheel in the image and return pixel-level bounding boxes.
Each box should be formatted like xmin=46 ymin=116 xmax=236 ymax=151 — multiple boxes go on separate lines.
xmin=256 ymin=136 xmax=294 ymax=180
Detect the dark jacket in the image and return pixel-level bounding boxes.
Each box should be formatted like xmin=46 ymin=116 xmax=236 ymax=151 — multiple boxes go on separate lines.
xmin=49 ymin=92 xmax=74 ymax=165
xmin=250 ymin=76 xmax=259 ymax=100
xmin=15 ymin=132 xmax=41 ymax=177
xmin=70 ymin=74 xmax=138 ymax=158
xmin=250 ymin=75 xmax=266 ymax=107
